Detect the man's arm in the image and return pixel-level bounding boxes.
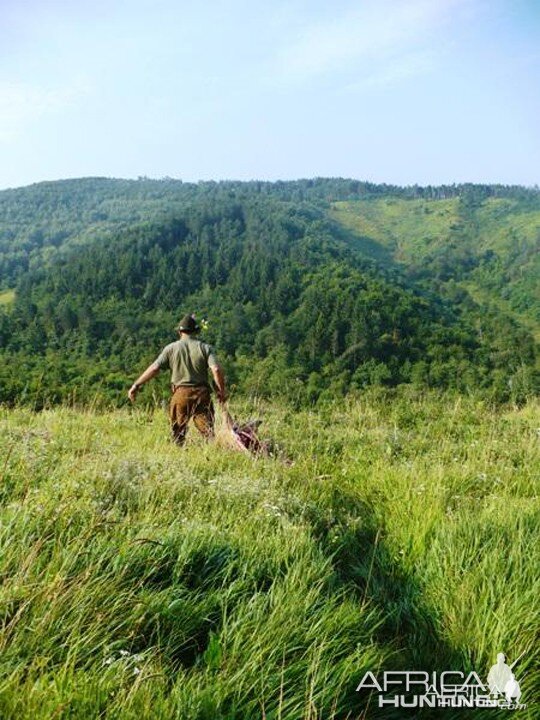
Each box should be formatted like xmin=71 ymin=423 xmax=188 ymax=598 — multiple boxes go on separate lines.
xmin=210 ymin=364 xmax=227 ymax=404
xmin=128 ymin=362 xmax=161 ymax=403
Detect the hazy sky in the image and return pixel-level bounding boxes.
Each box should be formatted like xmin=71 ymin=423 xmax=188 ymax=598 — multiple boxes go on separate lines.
xmin=1 ymin=0 xmax=539 ymax=189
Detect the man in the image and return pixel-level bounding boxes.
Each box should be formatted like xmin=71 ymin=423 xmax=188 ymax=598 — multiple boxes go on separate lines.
xmin=128 ymin=314 xmax=226 ymax=445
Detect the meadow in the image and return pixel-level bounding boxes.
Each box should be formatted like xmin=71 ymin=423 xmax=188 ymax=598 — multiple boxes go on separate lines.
xmin=0 ymin=390 xmax=538 ymax=719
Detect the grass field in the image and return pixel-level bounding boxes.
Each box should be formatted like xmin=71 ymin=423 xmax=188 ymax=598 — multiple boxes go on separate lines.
xmin=330 ymin=197 xmax=540 ymax=262
xmin=0 ymin=391 xmax=538 ymax=719
xmin=330 ymin=198 xmax=460 ymax=261
xmin=330 ymin=198 xmax=540 ymax=340
xmin=0 ymin=289 xmax=15 ymax=306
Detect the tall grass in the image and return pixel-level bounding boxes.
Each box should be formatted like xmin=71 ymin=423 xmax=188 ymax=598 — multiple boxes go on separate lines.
xmin=0 ymin=391 xmax=538 ymax=719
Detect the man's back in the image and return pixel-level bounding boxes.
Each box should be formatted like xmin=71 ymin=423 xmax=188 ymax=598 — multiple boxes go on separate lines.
xmin=155 ymin=336 xmax=218 ymax=387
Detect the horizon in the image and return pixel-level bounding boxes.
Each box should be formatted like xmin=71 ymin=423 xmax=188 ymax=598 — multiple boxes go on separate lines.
xmin=2 ymin=0 xmax=539 ymax=190
xmin=2 ymin=174 xmax=540 ymax=194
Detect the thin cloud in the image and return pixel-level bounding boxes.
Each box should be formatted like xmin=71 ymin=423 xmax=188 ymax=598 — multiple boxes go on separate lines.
xmin=273 ymin=0 xmax=473 ymax=83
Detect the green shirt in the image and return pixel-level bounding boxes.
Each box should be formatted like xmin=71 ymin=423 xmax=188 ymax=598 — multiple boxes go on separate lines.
xmin=154 ymin=337 xmax=218 ymax=387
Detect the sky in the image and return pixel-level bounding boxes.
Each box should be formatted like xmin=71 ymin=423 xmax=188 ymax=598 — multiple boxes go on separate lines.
xmin=1 ymin=0 xmax=539 ymax=189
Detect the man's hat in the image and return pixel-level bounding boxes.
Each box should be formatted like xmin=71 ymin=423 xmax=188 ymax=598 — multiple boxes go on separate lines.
xmin=176 ymin=314 xmax=200 ymax=333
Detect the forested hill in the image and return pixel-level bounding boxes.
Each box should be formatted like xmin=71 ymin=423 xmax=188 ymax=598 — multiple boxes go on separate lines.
xmin=0 ymin=177 xmax=538 ymax=406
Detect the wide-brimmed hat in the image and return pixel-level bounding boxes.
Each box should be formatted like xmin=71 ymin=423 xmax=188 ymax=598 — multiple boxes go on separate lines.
xmin=176 ymin=314 xmax=200 ymax=333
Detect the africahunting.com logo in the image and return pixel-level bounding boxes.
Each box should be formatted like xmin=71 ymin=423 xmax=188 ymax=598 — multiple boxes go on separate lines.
xmin=356 ymin=652 xmax=527 ymax=710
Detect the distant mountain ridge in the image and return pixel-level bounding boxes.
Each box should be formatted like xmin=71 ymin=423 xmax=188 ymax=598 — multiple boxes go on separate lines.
xmin=1 ymin=176 xmax=538 ymax=286
xmin=0 ymin=177 xmax=537 ymax=405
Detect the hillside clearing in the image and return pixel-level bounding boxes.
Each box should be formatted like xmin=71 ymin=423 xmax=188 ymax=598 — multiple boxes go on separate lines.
xmin=0 ymin=289 xmax=14 ymax=306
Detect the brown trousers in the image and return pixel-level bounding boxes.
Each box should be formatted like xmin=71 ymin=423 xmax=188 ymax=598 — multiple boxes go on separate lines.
xmin=169 ymin=385 xmax=214 ymax=446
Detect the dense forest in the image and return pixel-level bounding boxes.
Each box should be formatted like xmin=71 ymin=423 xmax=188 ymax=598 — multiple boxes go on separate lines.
xmin=0 ymin=177 xmax=538 ymax=406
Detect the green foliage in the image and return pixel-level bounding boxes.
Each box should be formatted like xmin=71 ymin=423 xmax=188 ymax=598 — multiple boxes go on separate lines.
xmin=0 ymin=179 xmax=538 ymax=406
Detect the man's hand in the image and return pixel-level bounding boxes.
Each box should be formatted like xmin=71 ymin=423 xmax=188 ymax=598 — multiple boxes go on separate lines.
xmin=127 ymin=364 xmax=160 ymax=403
